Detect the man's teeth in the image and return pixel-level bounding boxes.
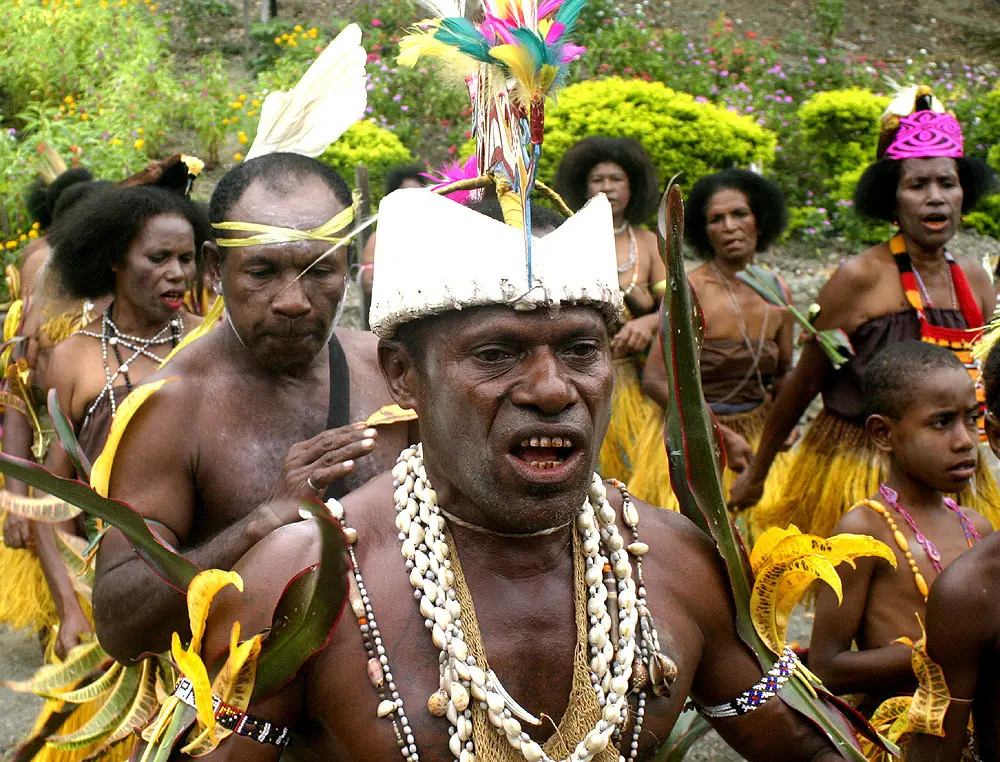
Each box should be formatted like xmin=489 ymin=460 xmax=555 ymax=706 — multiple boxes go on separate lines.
xmin=527 ymin=460 xmax=563 ymax=469
xmin=520 ymin=436 xmax=573 ymax=448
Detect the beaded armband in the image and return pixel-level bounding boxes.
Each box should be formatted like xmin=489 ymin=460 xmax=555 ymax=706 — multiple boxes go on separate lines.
xmin=694 ymin=646 xmax=796 ymax=718
xmin=173 ymin=678 xmax=291 ymax=747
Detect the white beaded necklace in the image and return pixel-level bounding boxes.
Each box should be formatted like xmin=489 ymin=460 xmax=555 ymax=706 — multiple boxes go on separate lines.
xmin=392 ymin=445 xmax=639 ymax=762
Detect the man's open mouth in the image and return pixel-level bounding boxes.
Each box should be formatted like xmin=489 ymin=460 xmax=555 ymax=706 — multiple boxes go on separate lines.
xmin=510 ymin=436 xmax=576 ymax=470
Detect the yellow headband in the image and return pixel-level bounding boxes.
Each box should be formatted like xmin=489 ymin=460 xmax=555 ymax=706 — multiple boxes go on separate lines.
xmin=211 ymin=204 xmax=356 ymax=248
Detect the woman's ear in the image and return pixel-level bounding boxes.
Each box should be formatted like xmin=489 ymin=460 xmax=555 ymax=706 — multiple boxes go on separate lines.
xmin=866 ymin=413 xmax=894 ymax=454
xmin=377 ymin=339 xmax=419 ymax=411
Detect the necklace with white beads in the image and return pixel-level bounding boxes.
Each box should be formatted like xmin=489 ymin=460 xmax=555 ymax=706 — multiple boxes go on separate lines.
xmin=392 ymin=444 xmax=639 ymax=762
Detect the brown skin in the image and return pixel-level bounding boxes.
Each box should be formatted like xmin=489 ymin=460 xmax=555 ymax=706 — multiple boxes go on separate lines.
xmin=585 ymin=161 xmax=666 ymax=358
xmin=641 ymin=188 xmax=795 ymax=473
xmin=27 ymin=214 xmax=200 ymax=659
xmin=193 ymin=305 xmax=842 ymax=762
xmin=809 ymin=367 xmax=991 ymax=712
xmin=906 ymin=413 xmax=1000 ymax=761
xmin=93 ymin=176 xmax=414 ymax=663
xmin=730 ymin=157 xmax=996 ymax=507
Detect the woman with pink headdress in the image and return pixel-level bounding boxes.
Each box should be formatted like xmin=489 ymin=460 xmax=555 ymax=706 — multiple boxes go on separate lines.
xmin=730 ymin=86 xmax=1000 ymax=537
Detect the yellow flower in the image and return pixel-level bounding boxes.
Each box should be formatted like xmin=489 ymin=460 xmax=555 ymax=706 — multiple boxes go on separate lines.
xmin=28 ymin=230 xmax=38 ymax=239
xmin=31 ymin=222 xmax=40 ymax=230
xmin=111 ymin=138 xmax=121 ymax=146
xmin=287 ymin=37 xmax=297 ymax=47
xmin=230 ymin=116 xmax=238 ymax=124
xmin=80 ymin=113 xmax=88 ymax=120
xmin=137 ymin=127 xmax=144 ymax=134
xmin=233 ymin=152 xmax=244 ymax=161
xmin=19 ymin=235 xmax=27 ymax=242
xmin=63 ymin=95 xmax=74 ymax=104
xmin=251 ymin=99 xmax=260 ymax=107
xmin=222 ymin=117 xmax=230 ymax=125
xmin=231 ymin=100 xmax=243 ymax=109
xmin=238 ymin=93 xmax=247 ymax=102
xmin=245 ymin=109 xmax=257 ymax=117
xmin=273 ymin=36 xmax=281 ymax=44
xmin=5 ymin=242 xmax=17 ymax=250
xmin=293 ymin=24 xmax=303 ymax=31
xmin=181 ymin=155 xmax=204 ymax=176
xmin=309 ymin=27 xmax=318 ymax=38
xmin=237 ymin=132 xmax=248 ymax=145
xmin=134 ymin=138 xmax=145 ymax=150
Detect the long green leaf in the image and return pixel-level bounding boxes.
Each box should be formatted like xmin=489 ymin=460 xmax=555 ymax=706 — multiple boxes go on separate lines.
xmin=653 ymin=709 xmax=712 ymax=762
xmin=656 ymin=183 xmax=872 ymax=761
xmin=47 ymin=662 xmax=140 ymax=749
xmin=0 ymin=453 xmax=198 ymax=589
xmin=5 ymin=640 xmax=109 ymax=697
xmin=48 ymin=388 xmax=92 ymax=481
xmin=52 ymin=663 xmax=123 ymax=705
xmin=251 ymin=500 xmax=348 ymax=699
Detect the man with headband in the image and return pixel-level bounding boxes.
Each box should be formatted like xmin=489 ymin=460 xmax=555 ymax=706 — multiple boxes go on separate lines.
xmin=91 ymin=152 xmax=416 ymax=663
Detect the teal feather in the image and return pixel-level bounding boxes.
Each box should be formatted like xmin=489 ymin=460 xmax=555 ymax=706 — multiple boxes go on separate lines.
xmin=510 ymin=27 xmax=553 ymax=67
xmin=435 ymin=17 xmax=493 ymax=62
xmin=553 ymin=0 xmax=586 ymax=37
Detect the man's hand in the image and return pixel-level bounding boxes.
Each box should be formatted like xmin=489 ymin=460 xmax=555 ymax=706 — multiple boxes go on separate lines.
xmin=3 ymin=512 xmax=33 ymax=549
xmin=54 ymin=606 xmax=94 ymax=660
xmin=719 ymin=425 xmax=752 ymax=474
xmin=611 ymin=315 xmax=655 ymax=357
xmin=728 ymin=470 xmax=764 ymax=509
xmin=251 ymin=423 xmax=377 ymax=538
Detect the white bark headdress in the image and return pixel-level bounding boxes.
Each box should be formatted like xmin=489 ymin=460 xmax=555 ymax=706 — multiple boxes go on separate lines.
xmin=369 ymin=0 xmax=623 ymax=337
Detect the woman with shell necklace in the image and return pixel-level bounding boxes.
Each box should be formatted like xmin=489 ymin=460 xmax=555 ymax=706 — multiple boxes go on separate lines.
xmin=29 ymin=184 xmax=211 ymax=658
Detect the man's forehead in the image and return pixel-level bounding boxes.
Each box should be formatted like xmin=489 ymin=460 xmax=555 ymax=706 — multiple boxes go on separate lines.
xmin=227 ymin=175 xmax=347 ymax=230
xmin=436 ymin=304 xmax=609 ymax=339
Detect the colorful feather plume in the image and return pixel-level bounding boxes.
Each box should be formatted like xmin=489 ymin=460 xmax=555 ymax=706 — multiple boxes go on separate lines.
xmin=397 ymin=0 xmax=585 ymax=283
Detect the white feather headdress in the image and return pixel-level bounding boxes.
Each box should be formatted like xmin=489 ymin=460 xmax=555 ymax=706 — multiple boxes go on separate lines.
xmin=246 ymin=23 xmax=368 ymax=160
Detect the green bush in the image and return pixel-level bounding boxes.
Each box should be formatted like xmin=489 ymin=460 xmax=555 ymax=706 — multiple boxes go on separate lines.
xmin=537 ymin=78 xmax=777 ymax=193
xmin=319 ymin=120 xmax=414 ymax=204
xmin=965 ymin=195 xmax=1000 ymax=238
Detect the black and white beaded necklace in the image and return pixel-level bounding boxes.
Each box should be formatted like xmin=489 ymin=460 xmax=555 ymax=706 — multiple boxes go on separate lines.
xmin=77 ymin=304 xmax=182 ymax=426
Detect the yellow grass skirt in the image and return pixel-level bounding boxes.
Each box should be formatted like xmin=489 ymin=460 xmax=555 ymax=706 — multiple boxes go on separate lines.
xmin=27 ymin=696 xmax=136 ymax=762
xmin=627 ymin=401 xmax=789 ymax=516
xmin=0 ymin=512 xmax=59 ymax=633
xmin=751 ymin=408 xmax=1000 ymax=538
xmin=597 ymin=358 xmax=661 ymax=487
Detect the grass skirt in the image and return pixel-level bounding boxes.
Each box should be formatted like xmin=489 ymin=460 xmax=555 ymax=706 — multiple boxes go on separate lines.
xmin=0 ymin=512 xmax=59 ymax=633
xmin=627 ymin=401 xmax=789 ymax=518
xmin=598 ymin=358 xmax=661 ymax=487
xmin=751 ymin=408 xmax=1000 ymax=538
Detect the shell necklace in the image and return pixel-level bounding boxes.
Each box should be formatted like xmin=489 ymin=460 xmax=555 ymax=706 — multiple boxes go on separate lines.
xmin=392 ymin=445 xmax=639 ymax=762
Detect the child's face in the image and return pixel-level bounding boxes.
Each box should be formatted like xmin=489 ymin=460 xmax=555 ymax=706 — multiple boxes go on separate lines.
xmin=884 ymin=367 xmax=980 ymax=493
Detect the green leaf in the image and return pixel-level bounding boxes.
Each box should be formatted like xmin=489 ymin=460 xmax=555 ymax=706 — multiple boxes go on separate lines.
xmin=653 ymin=709 xmax=712 ymax=762
xmin=5 ymin=640 xmax=110 ymax=698
xmin=656 ymin=182 xmax=872 ymax=761
xmin=252 ymin=500 xmax=348 ymax=700
xmin=0 ymin=453 xmax=198 ymax=589
xmin=46 ymin=662 xmax=140 ymax=749
xmin=48 ymin=388 xmax=92 ymax=481
xmin=52 ymin=663 xmax=123 ymax=705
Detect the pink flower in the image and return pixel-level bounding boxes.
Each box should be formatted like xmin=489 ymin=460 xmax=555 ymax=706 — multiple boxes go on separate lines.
xmin=370 ymin=18 xmax=382 ymax=27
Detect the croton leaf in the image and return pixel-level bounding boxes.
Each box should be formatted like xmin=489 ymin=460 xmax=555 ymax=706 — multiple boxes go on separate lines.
xmin=252 ymin=500 xmax=349 ymax=700
xmin=0 ymin=453 xmax=198 ymax=589
xmin=48 ymin=388 xmax=92 ymax=481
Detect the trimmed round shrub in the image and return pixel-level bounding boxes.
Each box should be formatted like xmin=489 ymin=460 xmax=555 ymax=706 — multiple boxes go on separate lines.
xmin=537 ymin=78 xmax=777 ymax=192
xmin=319 ymin=120 xmax=414 ymax=204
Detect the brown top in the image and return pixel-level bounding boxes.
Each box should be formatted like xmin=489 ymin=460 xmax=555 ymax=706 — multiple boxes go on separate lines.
xmin=78 ymin=386 xmax=131 ymax=465
xmin=700 ymin=338 xmax=779 ymax=407
xmin=821 ymin=307 xmax=968 ymax=425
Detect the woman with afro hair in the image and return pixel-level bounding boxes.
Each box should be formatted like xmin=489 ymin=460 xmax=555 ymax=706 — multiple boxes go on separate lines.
xmin=554 ymin=136 xmax=666 ymax=488
xmin=631 ymin=169 xmax=795 ymax=514
xmin=731 ymin=87 xmax=1000 ymax=538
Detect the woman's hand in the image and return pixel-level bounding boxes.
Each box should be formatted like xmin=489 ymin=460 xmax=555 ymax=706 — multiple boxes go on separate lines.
xmin=611 ymin=313 xmax=658 ymax=358
xmin=3 ymin=512 xmax=32 ymax=549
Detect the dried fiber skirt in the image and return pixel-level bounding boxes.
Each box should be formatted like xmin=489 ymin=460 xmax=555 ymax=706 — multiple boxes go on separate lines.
xmin=751 ymin=408 xmax=1000 ymax=538
xmin=0 ymin=511 xmax=59 ymax=633
xmin=598 ymin=358 xmax=661 ymax=487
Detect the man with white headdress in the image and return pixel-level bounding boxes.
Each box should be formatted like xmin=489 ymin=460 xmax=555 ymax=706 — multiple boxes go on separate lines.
xmin=189 ymin=184 xmax=849 ymax=761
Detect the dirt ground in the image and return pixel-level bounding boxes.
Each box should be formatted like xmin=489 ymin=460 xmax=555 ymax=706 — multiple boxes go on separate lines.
xmin=0 ymin=627 xmax=44 ymax=753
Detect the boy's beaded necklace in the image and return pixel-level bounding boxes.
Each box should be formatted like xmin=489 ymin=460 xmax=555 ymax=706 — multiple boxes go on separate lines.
xmin=863 ymin=484 xmax=981 ymax=600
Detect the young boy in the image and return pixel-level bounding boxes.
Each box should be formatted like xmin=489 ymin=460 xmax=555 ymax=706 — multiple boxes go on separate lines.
xmin=807 ymin=340 xmax=992 ymax=717
xmin=908 ymin=338 xmax=1000 ymax=762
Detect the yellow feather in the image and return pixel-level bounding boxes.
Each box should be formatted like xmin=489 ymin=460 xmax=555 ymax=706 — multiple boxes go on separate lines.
xmin=489 ymin=44 xmax=536 ymax=95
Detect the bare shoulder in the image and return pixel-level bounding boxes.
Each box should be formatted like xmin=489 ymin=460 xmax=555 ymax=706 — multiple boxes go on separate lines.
xmin=341 ymin=471 xmax=397 ymax=544
xmin=835 ymin=500 xmax=890 ymax=538
xmin=820 ymin=245 xmax=886 ymax=299
xmin=960 ymin=506 xmax=994 ymax=540
xmin=925 ymin=534 xmax=1000 ymax=654
xmin=336 ymin=327 xmax=379 ymax=364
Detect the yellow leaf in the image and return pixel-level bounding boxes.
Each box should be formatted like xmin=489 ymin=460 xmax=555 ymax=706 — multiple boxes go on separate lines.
xmin=751 ymin=556 xmax=842 ymax=653
xmin=91 ymin=378 xmax=173 ymax=496
xmin=186 ymin=570 xmax=244 ymax=655
xmin=3 ymin=297 xmax=23 ymax=345
xmin=366 ymin=404 xmax=418 ymax=427
xmin=897 ymin=627 xmax=950 ymax=736
xmin=171 ymin=633 xmax=214 ymax=731
xmin=827 ymin=532 xmax=898 ymax=570
xmin=749 ymin=524 xmax=800 ymax=573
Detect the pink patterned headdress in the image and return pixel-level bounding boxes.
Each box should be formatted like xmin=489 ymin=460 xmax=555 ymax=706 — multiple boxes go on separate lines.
xmin=884 ymin=110 xmax=964 ymax=161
